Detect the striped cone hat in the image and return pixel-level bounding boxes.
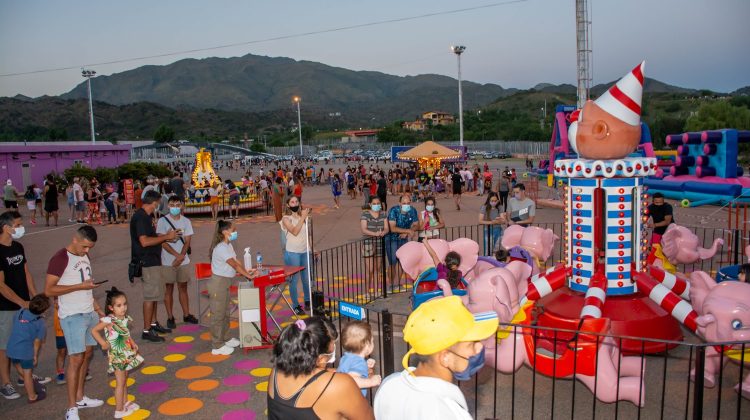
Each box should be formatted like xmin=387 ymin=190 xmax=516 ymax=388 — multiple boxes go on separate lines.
xmin=594 ymin=61 xmax=645 ymax=126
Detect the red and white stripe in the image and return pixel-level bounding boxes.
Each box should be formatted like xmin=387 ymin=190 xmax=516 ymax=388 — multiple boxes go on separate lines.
xmin=594 ymin=61 xmax=645 ymax=126
xmin=580 ymin=272 xmax=608 ymax=319
xmin=522 ymin=264 xmax=569 ymax=305
xmin=648 ymin=266 xmax=690 ymax=300
xmin=634 ymin=272 xmax=698 ymax=332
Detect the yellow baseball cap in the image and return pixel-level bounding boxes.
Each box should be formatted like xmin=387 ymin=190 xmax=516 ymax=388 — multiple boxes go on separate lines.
xmin=402 ymin=296 xmax=499 ymax=370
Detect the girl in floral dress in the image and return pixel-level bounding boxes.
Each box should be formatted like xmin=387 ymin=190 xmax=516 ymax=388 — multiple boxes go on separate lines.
xmin=92 ymin=288 xmax=144 ymax=418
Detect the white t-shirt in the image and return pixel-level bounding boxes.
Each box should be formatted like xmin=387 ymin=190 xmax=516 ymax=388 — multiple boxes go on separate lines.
xmin=47 ymin=249 xmax=94 ymax=319
xmin=211 ymin=242 xmax=237 ymax=277
xmin=281 ymin=214 xmax=308 ymax=253
xmin=141 ymin=184 xmax=156 ymax=199
xmin=208 ymin=187 xmax=218 ymax=197
xmin=374 ymin=368 xmax=472 ymax=420
xmin=73 ymin=183 xmax=84 ymax=202
xmin=156 ymin=214 xmax=194 ymax=266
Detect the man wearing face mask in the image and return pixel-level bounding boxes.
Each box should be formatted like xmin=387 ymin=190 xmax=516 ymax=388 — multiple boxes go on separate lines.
xmin=156 ymin=196 xmax=197 ymax=330
xmin=0 ymin=211 xmax=37 ymax=400
xmin=506 ymin=183 xmax=535 ymax=226
xmin=386 ymin=194 xmax=419 ymax=290
xmin=374 ymin=296 xmax=498 ymax=419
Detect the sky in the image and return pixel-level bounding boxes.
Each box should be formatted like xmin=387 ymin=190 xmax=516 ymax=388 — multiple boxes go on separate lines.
xmin=0 ymin=0 xmax=748 ymax=98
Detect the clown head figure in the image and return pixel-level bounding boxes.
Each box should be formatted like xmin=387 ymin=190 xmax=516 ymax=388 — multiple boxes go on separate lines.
xmin=569 ymin=61 xmax=645 ymax=160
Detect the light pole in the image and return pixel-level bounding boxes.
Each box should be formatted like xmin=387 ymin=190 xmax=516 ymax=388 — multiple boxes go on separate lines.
xmin=82 ymin=69 xmax=97 ymax=144
xmin=293 ymin=96 xmax=303 ymax=155
xmin=451 ymin=45 xmax=466 ymax=146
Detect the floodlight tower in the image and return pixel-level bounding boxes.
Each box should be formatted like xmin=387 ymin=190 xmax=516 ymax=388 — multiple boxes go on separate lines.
xmin=575 ymin=0 xmax=592 ymax=108
xmin=451 ymin=45 xmax=466 ymax=146
xmin=82 ymin=69 xmax=97 ymax=144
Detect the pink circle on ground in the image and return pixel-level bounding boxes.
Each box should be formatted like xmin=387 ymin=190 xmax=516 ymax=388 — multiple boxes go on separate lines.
xmin=137 ymin=380 xmax=170 ymax=394
xmin=223 ymin=374 xmax=252 ymax=387
xmin=233 ymin=359 xmax=262 ymax=370
xmin=167 ymin=343 xmax=193 ymax=352
xmin=177 ymin=324 xmax=202 ymax=333
xmin=216 ymin=390 xmax=250 ymax=405
xmin=222 ymin=409 xmax=256 ymax=420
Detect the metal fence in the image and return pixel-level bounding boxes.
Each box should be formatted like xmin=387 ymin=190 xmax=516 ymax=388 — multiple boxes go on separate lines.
xmin=268 ymin=140 xmax=548 ymax=156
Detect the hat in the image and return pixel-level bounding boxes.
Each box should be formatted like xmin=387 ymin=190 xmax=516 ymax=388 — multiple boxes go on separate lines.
xmin=402 ymin=296 xmax=498 ymax=370
xmin=594 ymin=61 xmax=645 ymax=126
xmin=5 ymin=179 xmax=11 ymax=185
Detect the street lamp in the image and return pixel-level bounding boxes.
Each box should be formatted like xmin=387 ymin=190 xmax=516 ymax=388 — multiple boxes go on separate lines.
xmin=293 ymin=96 xmax=302 ymax=155
xmin=451 ymin=45 xmax=466 ymax=146
xmin=81 ymin=69 xmax=97 ymax=144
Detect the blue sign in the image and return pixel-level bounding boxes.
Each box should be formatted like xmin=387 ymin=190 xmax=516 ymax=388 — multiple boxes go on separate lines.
xmin=339 ymin=301 xmax=366 ymax=320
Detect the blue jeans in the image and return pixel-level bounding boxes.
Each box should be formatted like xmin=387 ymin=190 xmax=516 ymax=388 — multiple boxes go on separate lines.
xmin=484 ymin=225 xmax=503 ymax=256
xmin=284 ymin=250 xmax=311 ymax=307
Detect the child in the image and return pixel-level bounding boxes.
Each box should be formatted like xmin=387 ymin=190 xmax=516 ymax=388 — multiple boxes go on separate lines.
xmin=336 ymin=321 xmax=381 ymax=396
xmin=91 ymin=288 xmax=143 ymax=418
xmin=53 ymin=298 xmax=68 ymax=384
xmin=494 ymin=248 xmax=510 ymax=263
xmin=424 ymin=239 xmax=464 ymax=295
xmin=6 ymin=294 xmax=50 ymax=403
xmin=116 ymin=195 xmax=128 ymax=223
xmin=739 ymin=263 xmax=750 ymax=282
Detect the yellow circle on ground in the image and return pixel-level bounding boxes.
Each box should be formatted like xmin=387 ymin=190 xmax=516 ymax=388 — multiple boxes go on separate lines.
xmin=250 ymin=367 xmax=272 ymax=377
xmin=229 ymin=320 xmax=239 ymax=329
xmin=255 ymin=381 xmax=269 ymax=392
xmin=199 ymin=332 xmax=211 ymax=341
xmin=124 ymin=409 xmax=151 ymax=420
xmin=110 ymin=377 xmax=135 ymax=388
xmin=187 ymin=379 xmax=220 ymax=391
xmin=141 ymin=365 xmax=167 ymax=375
xmin=107 ymin=394 xmax=135 ymax=406
xmin=195 ymin=352 xmax=230 ymax=363
xmin=175 ymin=365 xmax=214 ymax=380
xmin=158 ymin=397 xmax=203 ymax=416
xmin=173 ymin=335 xmax=195 ymax=343
xmin=163 ymin=354 xmax=186 ymax=362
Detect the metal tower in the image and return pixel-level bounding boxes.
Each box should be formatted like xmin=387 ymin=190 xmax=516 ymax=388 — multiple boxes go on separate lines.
xmin=576 ymin=0 xmax=592 ymax=108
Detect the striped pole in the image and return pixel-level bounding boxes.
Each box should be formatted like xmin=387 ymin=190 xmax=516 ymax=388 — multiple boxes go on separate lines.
xmin=633 ymin=272 xmax=698 ymax=332
xmin=521 ymin=264 xmax=570 ymax=306
xmin=648 ymin=266 xmax=690 ymax=300
xmin=580 ymin=272 xmax=608 ymax=319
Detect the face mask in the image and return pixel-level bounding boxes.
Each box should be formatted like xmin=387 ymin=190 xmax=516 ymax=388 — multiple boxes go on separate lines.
xmin=401 ymin=204 xmax=411 ymax=212
xmin=324 ymin=349 xmax=336 ymax=364
xmin=289 ymin=205 xmax=300 ymax=213
xmin=229 ymin=231 xmax=238 ymax=241
xmin=450 ymin=348 xmax=486 ymax=381
xmin=371 ymin=204 xmax=382 ymax=212
xmin=490 ymin=201 xmax=499 ymax=207
xmin=514 ymin=193 xmax=521 ymax=200
xmin=169 ymin=207 xmax=181 ymax=216
xmin=426 ymin=205 xmax=435 ymax=212
xmin=10 ymin=226 xmax=24 ymax=240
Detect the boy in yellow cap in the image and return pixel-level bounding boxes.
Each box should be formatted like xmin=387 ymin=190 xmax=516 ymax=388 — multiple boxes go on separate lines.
xmin=374 ymin=296 xmax=498 ymax=419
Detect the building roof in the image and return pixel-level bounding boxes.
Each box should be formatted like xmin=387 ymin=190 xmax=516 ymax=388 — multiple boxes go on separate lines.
xmin=398 ymin=141 xmax=461 ymax=160
xmin=0 ymin=141 xmax=131 ymax=153
xmin=344 ymin=129 xmax=380 ymax=136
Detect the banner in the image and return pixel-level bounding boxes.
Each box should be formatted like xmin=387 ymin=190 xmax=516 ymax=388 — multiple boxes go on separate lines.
xmin=124 ymin=179 xmax=135 ymax=205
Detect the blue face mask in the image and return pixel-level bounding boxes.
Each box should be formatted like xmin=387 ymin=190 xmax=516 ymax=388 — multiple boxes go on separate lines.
xmin=229 ymin=231 xmax=238 ymax=241
xmin=169 ymin=207 xmax=181 ymax=216
xmin=450 ymin=348 xmax=486 ymax=381
xmin=371 ymin=204 xmax=382 ymax=212
xmin=425 ymin=205 xmax=435 ymax=212
xmin=401 ymin=204 xmax=411 ymax=212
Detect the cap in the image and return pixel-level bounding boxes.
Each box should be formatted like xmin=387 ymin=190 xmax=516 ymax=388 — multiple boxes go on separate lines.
xmin=402 ymin=295 xmax=498 ymax=370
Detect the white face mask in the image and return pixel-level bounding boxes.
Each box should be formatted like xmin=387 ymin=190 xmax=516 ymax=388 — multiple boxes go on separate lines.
xmin=10 ymin=226 xmax=24 ymax=240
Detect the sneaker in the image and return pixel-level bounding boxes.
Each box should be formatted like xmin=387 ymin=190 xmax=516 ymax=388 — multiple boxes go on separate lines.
xmin=294 ymin=305 xmax=306 ymax=316
xmin=66 ymin=407 xmax=80 ymax=420
xmin=166 ymin=317 xmax=177 ymax=330
xmin=114 ymin=404 xmax=137 ymax=419
xmin=142 ymin=329 xmax=165 ymax=342
xmin=151 ymin=322 xmax=172 ymax=334
xmin=28 ymin=388 xmax=46 ymax=404
xmin=17 ymin=374 xmax=52 ymax=386
xmin=76 ymin=395 xmax=104 ymax=408
xmin=56 ymin=373 xmax=67 ymax=385
xmin=225 ymin=337 xmax=241 ymax=348
xmin=1 ymin=383 xmax=20 ymax=399
xmin=211 ymin=345 xmax=234 ymax=356
xmin=304 ymin=301 xmax=311 ymax=311
xmin=85 ymin=371 xmax=92 ymax=381
xmin=183 ymin=314 xmax=199 ymax=324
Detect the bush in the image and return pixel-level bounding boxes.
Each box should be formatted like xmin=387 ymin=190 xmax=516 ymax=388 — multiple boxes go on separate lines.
xmin=94 ymin=167 xmax=118 ymax=184
xmin=117 ymin=162 xmax=172 ymax=180
xmin=63 ymin=164 xmax=95 ymax=182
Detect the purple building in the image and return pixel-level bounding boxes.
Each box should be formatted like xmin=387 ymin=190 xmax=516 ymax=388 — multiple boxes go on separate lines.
xmin=0 ymin=142 xmax=131 ymax=191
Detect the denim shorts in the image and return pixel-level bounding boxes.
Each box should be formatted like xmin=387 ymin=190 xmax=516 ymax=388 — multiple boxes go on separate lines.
xmin=385 ymin=236 xmax=408 ymax=266
xmin=11 ymin=358 xmax=34 ymax=369
xmin=60 ymin=311 xmax=99 ymax=355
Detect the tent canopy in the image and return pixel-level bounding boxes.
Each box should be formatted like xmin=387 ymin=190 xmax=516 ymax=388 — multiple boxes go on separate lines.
xmin=397 ymin=141 xmax=461 ymax=160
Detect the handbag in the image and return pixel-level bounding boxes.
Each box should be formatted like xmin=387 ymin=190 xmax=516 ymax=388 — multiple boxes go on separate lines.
xmin=128 ymin=259 xmax=143 ymax=283
xmin=161 ymin=216 xmax=191 ymax=255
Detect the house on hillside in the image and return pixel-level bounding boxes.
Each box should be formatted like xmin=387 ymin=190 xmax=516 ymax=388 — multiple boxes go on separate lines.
xmin=341 ymin=129 xmax=379 ymax=143
xmin=402 ymin=111 xmax=455 ymax=132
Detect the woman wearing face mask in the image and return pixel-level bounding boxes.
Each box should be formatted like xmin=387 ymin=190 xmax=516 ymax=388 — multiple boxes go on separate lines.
xmin=418 ymin=197 xmax=445 ymax=242
xmin=386 ymin=194 xmax=419 ymax=290
xmin=268 ymin=317 xmax=373 ymax=420
xmin=479 ymin=192 xmax=506 ymax=256
xmin=281 ymin=196 xmax=312 ymax=315
xmin=208 ymin=220 xmax=257 ymax=356
xmin=361 ymin=196 xmax=389 ymax=290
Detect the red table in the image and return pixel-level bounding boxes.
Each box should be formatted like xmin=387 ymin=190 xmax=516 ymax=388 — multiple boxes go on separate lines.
xmin=245 ymin=264 xmax=305 ymax=350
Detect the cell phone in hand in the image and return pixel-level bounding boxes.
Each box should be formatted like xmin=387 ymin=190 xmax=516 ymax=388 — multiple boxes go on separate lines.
xmin=93 ymin=279 xmax=109 ymax=285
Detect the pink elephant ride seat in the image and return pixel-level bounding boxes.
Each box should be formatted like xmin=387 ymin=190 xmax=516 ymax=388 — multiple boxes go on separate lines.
xmin=411 ymin=266 xmax=468 ymax=310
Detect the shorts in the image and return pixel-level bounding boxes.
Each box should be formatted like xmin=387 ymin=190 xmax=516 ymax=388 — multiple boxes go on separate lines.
xmin=409 ymin=179 xmax=416 ymax=186
xmin=229 ymin=195 xmax=240 ymax=206
xmin=400 ymin=180 xmax=407 ymax=186
xmin=75 ymin=201 xmax=86 ymax=212
xmin=60 ymin=311 xmax=99 ymax=355
xmin=0 ymin=310 xmax=14 ymax=350
xmin=26 ymin=201 xmax=36 ymax=210
xmin=56 ymin=336 xmax=67 ymax=350
xmin=142 ymin=265 xmax=165 ymax=301
xmin=210 ymin=196 xmax=219 ymax=205
xmin=11 ymin=358 xmax=34 ymax=370
xmin=4 ymin=200 xmax=18 ymax=209
xmin=385 ymin=235 xmax=408 ymax=266
xmin=162 ymin=264 xmax=192 ymax=284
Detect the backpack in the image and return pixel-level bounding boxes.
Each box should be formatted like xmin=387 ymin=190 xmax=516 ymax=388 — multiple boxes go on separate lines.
xmin=24 ymin=189 xmax=34 ymax=200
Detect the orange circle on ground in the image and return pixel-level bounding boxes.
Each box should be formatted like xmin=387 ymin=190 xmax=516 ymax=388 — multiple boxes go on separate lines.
xmin=187 ymin=379 xmax=220 ymax=392
xmin=158 ymin=397 xmax=203 ymax=416
xmin=199 ymin=332 xmax=211 ymax=341
xmin=175 ymin=365 xmax=214 ymax=380
xmin=229 ymin=320 xmax=239 ymax=329
xmin=195 ymin=352 xmax=230 ymax=363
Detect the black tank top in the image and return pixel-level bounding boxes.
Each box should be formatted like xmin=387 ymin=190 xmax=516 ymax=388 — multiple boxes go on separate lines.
xmin=267 ymin=369 xmax=335 ymax=420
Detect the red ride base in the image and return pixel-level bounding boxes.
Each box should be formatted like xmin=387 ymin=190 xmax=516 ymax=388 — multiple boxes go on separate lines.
xmin=536 ymin=287 xmax=683 ymax=354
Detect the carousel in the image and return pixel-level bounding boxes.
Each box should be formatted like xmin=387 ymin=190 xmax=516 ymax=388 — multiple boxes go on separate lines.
xmin=397 ymin=141 xmax=463 ymax=170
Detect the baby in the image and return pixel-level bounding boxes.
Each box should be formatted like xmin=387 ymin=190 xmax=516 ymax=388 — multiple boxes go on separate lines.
xmin=336 ymin=321 xmax=381 ymax=397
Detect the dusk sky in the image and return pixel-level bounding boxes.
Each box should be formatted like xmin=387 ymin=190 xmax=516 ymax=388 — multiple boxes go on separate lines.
xmin=1 ymin=0 xmax=748 ymax=98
